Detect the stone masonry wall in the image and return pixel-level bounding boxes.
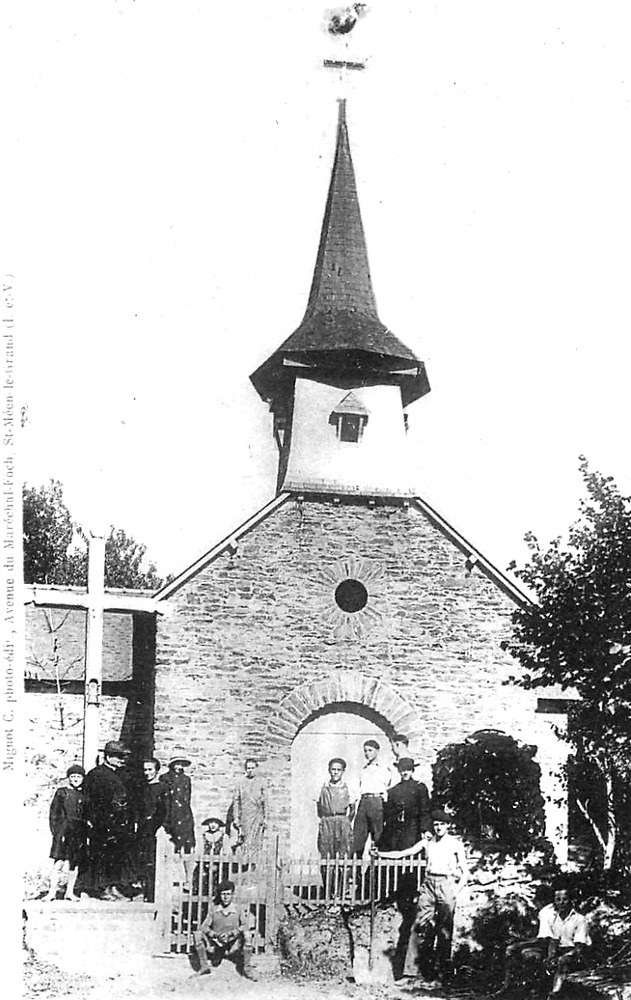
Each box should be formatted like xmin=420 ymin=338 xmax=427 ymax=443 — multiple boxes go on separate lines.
xmin=155 ymin=497 xmax=564 ymax=852
xmin=25 ymin=606 xmax=133 ymax=682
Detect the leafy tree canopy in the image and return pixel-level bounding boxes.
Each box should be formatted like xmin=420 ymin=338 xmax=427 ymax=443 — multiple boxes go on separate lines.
xmin=503 ymin=459 xmax=631 ymax=868
xmin=432 ymin=730 xmax=546 ymax=851
xmin=23 ymin=480 xmax=164 ymax=590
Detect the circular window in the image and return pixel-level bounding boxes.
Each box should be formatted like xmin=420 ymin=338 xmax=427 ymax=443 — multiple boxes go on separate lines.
xmin=335 ymin=578 xmax=368 ymax=613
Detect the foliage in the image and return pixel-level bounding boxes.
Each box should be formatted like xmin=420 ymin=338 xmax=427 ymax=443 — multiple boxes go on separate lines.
xmin=432 ymin=730 xmax=546 ymax=851
xmin=23 ymin=479 xmax=164 ymax=589
xmin=23 ymin=480 xmax=79 ymax=585
xmin=503 ymin=459 xmax=631 ymax=870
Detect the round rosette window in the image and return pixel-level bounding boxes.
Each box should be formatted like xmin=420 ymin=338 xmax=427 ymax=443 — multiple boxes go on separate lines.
xmin=314 ymin=556 xmax=385 ymax=640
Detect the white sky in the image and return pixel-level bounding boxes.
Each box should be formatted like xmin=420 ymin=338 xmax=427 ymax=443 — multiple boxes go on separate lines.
xmin=6 ymin=0 xmax=631 ymax=582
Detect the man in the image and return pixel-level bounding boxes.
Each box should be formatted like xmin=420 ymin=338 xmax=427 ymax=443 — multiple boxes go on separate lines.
xmin=391 ymin=733 xmax=410 ymax=764
xmin=80 ymin=740 xmax=135 ymax=900
xmin=317 ymin=758 xmax=353 ymax=897
xmin=416 ymin=810 xmax=467 ymax=983
xmin=382 ymin=808 xmax=465 ymax=985
xmin=353 ymin=739 xmax=392 ymax=856
xmin=135 ymin=757 xmax=168 ymax=902
xmin=381 ymin=758 xmax=432 ymax=852
xmin=317 ymin=758 xmax=353 ymax=858
xmin=192 ymin=879 xmax=252 ymax=977
xmin=232 ymin=758 xmax=267 ymax=859
xmin=502 ymin=886 xmax=591 ymax=995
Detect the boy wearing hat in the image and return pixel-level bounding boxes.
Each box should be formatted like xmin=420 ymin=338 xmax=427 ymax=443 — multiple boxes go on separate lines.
xmin=416 ymin=810 xmax=468 ymax=984
xmin=192 ymin=879 xmax=253 ymax=977
xmin=377 ymin=809 xmax=467 ymax=984
xmin=46 ymin=764 xmax=87 ymax=901
xmin=80 ymin=739 xmax=135 ymax=900
xmin=353 ymin=739 xmax=392 ymax=856
xmin=381 ymin=758 xmax=432 ymax=852
xmin=160 ymin=750 xmax=196 ymax=884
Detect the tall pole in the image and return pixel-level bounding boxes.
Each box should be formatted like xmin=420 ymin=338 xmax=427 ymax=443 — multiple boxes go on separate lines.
xmin=83 ymin=529 xmax=105 ymax=770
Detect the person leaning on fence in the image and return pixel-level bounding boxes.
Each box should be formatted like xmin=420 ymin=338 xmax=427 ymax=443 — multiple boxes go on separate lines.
xmin=500 ymin=885 xmax=591 ymax=997
xmin=46 ymin=764 xmax=87 ymax=901
xmin=378 ymin=808 xmax=468 ymax=985
xmin=192 ymin=879 xmax=253 ymax=978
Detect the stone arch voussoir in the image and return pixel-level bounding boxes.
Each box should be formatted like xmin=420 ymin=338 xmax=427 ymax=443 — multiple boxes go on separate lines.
xmin=266 ymin=671 xmax=423 ymax=748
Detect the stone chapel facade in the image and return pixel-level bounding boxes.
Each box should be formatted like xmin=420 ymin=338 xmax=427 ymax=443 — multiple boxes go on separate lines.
xmin=151 ymin=101 xmax=569 ymax=859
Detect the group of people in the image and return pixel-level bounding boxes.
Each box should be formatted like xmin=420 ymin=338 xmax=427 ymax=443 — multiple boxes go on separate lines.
xmin=46 ymin=740 xmax=267 ymax=902
xmin=316 ymin=733 xmax=433 ymax=859
xmin=316 ymin=735 xmax=592 ymax=994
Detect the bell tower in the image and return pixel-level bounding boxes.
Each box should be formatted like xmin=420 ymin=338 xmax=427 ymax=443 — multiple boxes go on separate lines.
xmin=250 ymin=100 xmax=430 ymax=498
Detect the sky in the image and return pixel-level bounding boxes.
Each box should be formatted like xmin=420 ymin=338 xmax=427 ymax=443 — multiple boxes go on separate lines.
xmin=6 ymin=0 xmax=631 ymax=583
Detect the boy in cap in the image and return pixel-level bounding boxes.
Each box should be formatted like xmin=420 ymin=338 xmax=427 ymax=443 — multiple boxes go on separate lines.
xmin=80 ymin=739 xmax=135 ymax=900
xmin=416 ymin=809 xmax=467 ymax=984
xmin=46 ymin=764 xmax=87 ymax=901
xmin=353 ymin=739 xmax=392 ymax=856
xmin=192 ymin=879 xmax=253 ymax=977
xmin=377 ymin=808 xmax=467 ymax=985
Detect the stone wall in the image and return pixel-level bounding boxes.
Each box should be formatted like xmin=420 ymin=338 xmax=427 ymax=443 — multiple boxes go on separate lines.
xmin=25 ymin=605 xmax=133 ymax=682
xmin=154 ymin=497 xmax=567 ymax=853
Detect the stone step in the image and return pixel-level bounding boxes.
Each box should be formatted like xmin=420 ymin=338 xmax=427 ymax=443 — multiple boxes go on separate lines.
xmin=24 ymin=900 xmax=164 ymax=977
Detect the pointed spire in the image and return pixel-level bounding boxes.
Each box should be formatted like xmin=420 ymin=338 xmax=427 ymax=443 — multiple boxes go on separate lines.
xmin=304 ymin=98 xmax=380 ymax=322
xmin=251 ymin=101 xmax=430 ymax=407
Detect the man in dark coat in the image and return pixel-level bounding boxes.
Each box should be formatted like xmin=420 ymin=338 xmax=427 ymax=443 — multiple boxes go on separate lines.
xmin=135 ymin=757 xmax=168 ymax=902
xmin=381 ymin=758 xmax=432 ymax=851
xmin=79 ymin=739 xmax=135 ymax=900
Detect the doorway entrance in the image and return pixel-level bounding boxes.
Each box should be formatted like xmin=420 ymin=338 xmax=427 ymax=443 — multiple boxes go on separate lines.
xmin=290 ymin=706 xmax=388 ymax=857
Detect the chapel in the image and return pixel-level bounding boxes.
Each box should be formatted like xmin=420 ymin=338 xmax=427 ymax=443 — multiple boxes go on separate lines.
xmin=145 ymin=100 xmax=570 ymax=859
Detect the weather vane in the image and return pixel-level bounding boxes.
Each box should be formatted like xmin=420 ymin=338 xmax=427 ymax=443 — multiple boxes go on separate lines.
xmin=322 ymin=4 xmax=369 ymax=75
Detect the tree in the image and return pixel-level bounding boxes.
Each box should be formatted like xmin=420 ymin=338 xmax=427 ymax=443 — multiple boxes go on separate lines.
xmin=101 ymin=527 xmax=163 ymax=590
xmin=23 ymin=481 xmax=77 ymax=585
xmin=432 ymin=730 xmax=546 ymax=851
xmin=503 ymin=459 xmax=631 ymax=870
xmin=23 ymin=480 xmax=164 ymax=590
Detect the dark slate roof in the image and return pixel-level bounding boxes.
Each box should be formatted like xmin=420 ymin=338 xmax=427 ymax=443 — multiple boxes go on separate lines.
xmin=251 ymin=101 xmax=430 ymax=407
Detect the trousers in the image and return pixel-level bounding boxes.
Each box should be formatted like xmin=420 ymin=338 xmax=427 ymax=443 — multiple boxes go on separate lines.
xmin=414 ymin=875 xmax=457 ymax=973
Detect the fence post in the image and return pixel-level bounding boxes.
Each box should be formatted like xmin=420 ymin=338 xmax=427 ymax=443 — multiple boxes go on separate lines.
xmin=154 ymin=828 xmax=173 ymax=953
xmin=266 ymin=832 xmax=281 ymax=949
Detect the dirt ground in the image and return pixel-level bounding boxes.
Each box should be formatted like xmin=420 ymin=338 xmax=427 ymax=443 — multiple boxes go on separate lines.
xmin=23 ymin=948 xmax=473 ymax=1000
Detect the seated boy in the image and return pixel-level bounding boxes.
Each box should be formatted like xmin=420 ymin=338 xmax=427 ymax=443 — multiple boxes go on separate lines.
xmin=192 ymin=879 xmax=252 ymax=977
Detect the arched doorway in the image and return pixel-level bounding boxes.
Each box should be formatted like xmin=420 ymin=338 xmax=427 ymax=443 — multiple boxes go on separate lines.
xmin=290 ymin=704 xmax=389 ymax=857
